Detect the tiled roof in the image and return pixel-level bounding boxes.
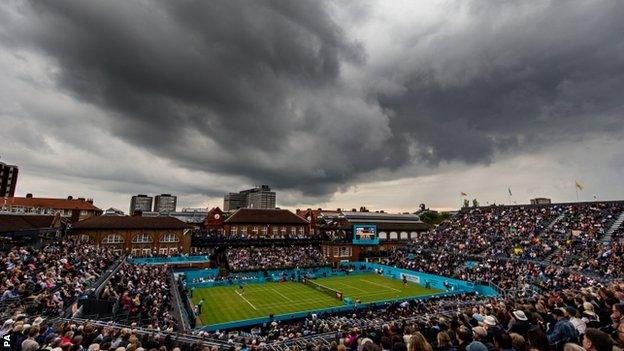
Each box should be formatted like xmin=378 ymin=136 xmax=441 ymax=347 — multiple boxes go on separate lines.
xmin=2 ymin=197 xmax=101 ymax=211
xmin=72 ymin=215 xmax=191 ymax=230
xmin=225 ymin=208 xmax=309 ymax=224
xmin=376 ymin=222 xmax=430 ymax=231
xmin=0 ymin=215 xmax=59 ymax=233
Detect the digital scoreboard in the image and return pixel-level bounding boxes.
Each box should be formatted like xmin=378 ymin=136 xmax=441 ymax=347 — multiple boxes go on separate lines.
xmin=352 ymin=224 xmax=379 ymax=245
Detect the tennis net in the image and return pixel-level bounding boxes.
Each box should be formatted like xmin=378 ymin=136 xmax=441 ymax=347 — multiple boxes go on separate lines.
xmin=302 ymin=278 xmax=343 ymax=300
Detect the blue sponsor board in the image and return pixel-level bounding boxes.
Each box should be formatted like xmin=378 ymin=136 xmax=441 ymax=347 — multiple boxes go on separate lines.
xmin=352 ymin=224 xmax=379 ymax=245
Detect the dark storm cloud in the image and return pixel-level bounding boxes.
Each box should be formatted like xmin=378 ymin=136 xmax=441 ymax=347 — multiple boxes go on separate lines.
xmin=2 ymin=0 xmax=624 ymax=199
xmin=378 ymin=0 xmax=624 ymax=165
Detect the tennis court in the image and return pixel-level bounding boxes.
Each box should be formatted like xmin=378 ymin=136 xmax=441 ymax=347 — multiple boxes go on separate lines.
xmin=191 ymin=273 xmax=441 ymax=325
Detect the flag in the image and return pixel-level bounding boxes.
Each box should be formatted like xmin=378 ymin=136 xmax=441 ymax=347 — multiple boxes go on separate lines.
xmin=460 ymin=192 xmax=468 ymax=197
xmin=575 ymin=180 xmax=584 ymax=191
xmin=508 ymin=188 xmax=512 ymax=196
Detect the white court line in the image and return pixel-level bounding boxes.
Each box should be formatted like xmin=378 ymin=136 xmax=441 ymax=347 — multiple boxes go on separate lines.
xmin=359 ymin=279 xmax=401 ymax=292
xmin=271 ymin=288 xmax=293 ymax=302
xmin=332 ymin=281 xmax=367 ymax=293
xmin=235 ymin=290 xmax=258 ymax=310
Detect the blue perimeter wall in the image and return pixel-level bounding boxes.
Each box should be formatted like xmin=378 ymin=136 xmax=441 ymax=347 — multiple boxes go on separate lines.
xmin=185 ymin=262 xmax=499 ymax=332
xmin=129 ymin=255 xmax=209 ymax=265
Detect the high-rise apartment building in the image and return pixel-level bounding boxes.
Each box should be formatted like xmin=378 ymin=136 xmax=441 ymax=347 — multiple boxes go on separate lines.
xmin=223 ymin=192 xmax=247 ymax=211
xmin=223 ymin=185 xmax=276 ymax=211
xmin=0 ymin=161 xmax=18 ymax=197
xmin=129 ymin=194 xmax=153 ymax=214
xmin=154 ymin=194 xmax=177 ymax=213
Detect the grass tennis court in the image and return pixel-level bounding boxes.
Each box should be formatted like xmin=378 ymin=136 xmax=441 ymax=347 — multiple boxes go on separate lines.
xmin=191 ymin=273 xmax=442 ymax=325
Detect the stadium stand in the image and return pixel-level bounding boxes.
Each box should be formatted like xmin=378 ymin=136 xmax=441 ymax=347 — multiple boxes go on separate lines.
xmin=1 ymin=200 xmax=624 ymax=351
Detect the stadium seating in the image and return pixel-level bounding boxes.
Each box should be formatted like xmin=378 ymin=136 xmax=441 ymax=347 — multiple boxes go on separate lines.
xmin=1 ymin=200 xmax=624 ymax=351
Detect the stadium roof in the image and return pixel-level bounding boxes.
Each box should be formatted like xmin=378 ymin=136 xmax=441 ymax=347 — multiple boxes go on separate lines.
xmin=72 ymin=215 xmax=191 ymax=230
xmin=0 ymin=214 xmax=60 ymax=233
xmin=2 ymin=197 xmax=101 ymax=211
xmin=341 ymin=211 xmax=421 ymax=222
xmin=376 ymin=222 xmax=430 ymax=231
xmin=225 ymin=208 xmax=309 ymax=224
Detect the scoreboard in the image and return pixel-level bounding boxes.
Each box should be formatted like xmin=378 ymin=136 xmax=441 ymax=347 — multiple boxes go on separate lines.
xmin=352 ymin=224 xmax=379 ymax=245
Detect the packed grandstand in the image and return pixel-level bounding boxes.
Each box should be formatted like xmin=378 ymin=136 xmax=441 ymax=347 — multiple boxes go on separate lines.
xmin=1 ymin=200 xmax=624 ymax=351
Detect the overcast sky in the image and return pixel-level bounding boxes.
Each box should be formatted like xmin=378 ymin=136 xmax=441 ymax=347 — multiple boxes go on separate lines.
xmin=1 ymin=0 xmax=623 ymax=213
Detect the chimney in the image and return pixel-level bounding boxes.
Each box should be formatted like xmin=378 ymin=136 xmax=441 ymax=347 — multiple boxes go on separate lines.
xmin=26 ymin=193 xmax=33 ymax=198
xmin=86 ymin=198 xmax=93 ymax=204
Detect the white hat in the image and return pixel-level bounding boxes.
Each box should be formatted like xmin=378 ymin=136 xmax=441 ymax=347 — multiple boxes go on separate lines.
xmin=33 ymin=317 xmax=45 ymax=326
xmin=512 ymin=310 xmax=528 ymax=321
xmin=482 ymin=316 xmax=497 ymax=326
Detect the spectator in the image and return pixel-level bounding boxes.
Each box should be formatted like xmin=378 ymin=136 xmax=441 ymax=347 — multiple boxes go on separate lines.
xmin=435 ymin=332 xmax=456 ymax=351
xmin=581 ymin=329 xmax=612 ymax=351
xmin=21 ymin=326 xmax=39 ymax=351
xmin=493 ymin=333 xmax=513 ymax=351
xmin=509 ymin=311 xmax=532 ymax=337
xmin=509 ymin=333 xmax=526 ymax=351
xmin=547 ymin=309 xmax=578 ymax=347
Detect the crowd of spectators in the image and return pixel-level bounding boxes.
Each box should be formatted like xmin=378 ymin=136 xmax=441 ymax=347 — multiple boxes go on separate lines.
xmin=403 ymin=202 xmax=623 ymax=273
xmin=2 ymin=201 xmax=624 ymax=351
xmin=195 ymin=279 xmax=624 ymax=351
xmin=99 ymin=264 xmax=177 ymax=331
xmin=0 ymin=241 xmax=118 ymax=320
xmin=544 ymin=203 xmax=622 ymax=264
xmin=193 ymin=231 xmax=327 ymax=243
xmin=226 ymin=245 xmax=329 ymax=271
xmin=380 ymin=246 xmax=596 ymax=298
xmin=2 ymin=277 xmax=624 ymax=351
xmin=408 ymin=205 xmax=561 ymax=259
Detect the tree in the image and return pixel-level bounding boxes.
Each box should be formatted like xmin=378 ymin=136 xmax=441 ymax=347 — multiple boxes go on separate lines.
xmin=419 ymin=211 xmax=451 ymax=226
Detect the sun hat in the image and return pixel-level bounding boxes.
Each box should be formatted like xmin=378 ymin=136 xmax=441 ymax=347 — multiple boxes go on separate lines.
xmin=512 ymin=311 xmax=528 ymax=321
xmin=483 ymin=316 xmax=497 ymax=326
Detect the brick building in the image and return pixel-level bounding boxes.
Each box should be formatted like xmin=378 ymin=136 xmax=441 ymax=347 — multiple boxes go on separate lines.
xmin=0 ymin=162 xmax=18 ymax=197
xmin=0 ymin=214 xmax=64 ymax=249
xmin=71 ymin=215 xmax=192 ymax=255
xmin=223 ymin=208 xmax=309 ymax=238
xmin=203 ymin=207 xmax=226 ymax=234
xmin=296 ymin=208 xmax=343 ymax=237
xmin=1 ymin=194 xmax=102 ymax=222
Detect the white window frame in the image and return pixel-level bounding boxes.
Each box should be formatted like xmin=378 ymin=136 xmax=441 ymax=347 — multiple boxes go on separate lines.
xmin=102 ymin=234 xmax=124 ymax=244
xmin=132 ymin=233 xmax=153 ymax=243
xmin=160 ymin=233 xmax=179 ymax=243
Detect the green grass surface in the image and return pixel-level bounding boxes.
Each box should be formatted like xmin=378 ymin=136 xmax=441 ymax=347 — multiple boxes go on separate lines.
xmin=191 ymin=274 xmax=442 ymax=325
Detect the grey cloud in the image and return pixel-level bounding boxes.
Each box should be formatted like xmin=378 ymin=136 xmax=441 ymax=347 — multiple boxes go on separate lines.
xmin=1 ymin=0 xmax=624 ymax=201
xmin=378 ymin=0 xmax=624 ymax=165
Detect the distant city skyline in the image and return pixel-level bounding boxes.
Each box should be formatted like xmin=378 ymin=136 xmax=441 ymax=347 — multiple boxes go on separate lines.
xmin=1 ymin=1 xmax=623 ymax=213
